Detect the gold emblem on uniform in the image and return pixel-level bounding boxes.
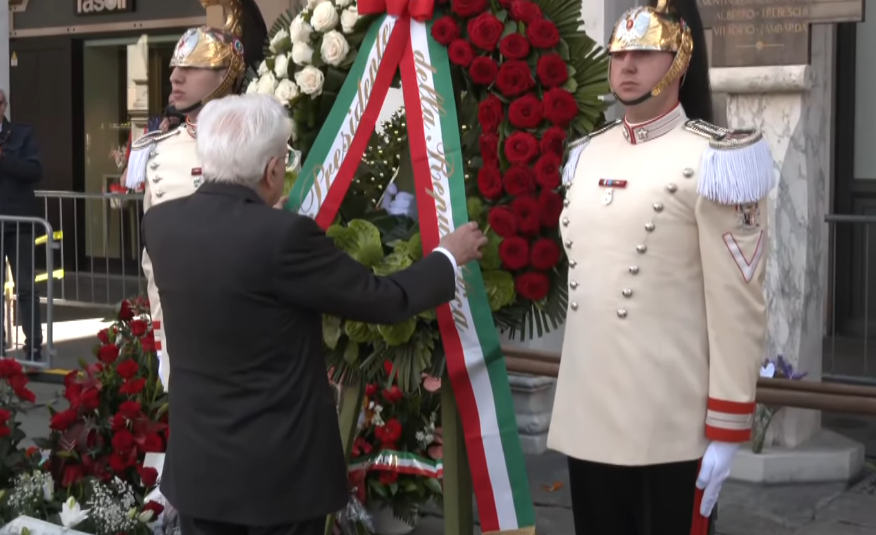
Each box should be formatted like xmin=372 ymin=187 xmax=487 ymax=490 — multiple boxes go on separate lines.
xmin=735 ymin=203 xmax=760 ymax=232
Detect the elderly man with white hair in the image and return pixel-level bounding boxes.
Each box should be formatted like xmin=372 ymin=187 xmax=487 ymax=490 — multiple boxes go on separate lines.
xmin=141 ymin=94 xmax=487 ymax=535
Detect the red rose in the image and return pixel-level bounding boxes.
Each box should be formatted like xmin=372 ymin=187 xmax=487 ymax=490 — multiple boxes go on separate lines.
xmin=375 ymin=418 xmax=403 ymax=443
xmin=0 ymin=425 xmax=10 ymax=438
xmin=512 ymin=196 xmax=541 ymax=234
xmin=477 ymin=95 xmax=504 ymax=133
xmin=116 ymin=359 xmax=139 ymax=380
xmin=487 ymin=206 xmax=518 ymax=238
xmin=62 ymin=464 xmax=85 ymax=488
xmin=537 ymin=53 xmax=569 ymax=87
xmin=141 ymin=433 xmax=164 ymax=453
xmin=364 ymin=383 xmax=378 ymax=397
xmin=496 ymin=60 xmax=536 ymax=97
xmin=0 ymin=359 xmax=22 ymax=378
xmin=14 ymin=386 xmax=35 ymax=403
xmin=112 ymin=429 xmax=135 ymax=451
xmin=534 ymin=153 xmax=561 ymax=189
xmin=118 ymin=300 xmax=134 ymax=321
xmin=451 ymin=0 xmax=488 ymax=18
xmin=540 ymin=126 xmax=567 ymax=156
xmin=383 ymin=360 xmax=394 ymax=375
xmin=352 ymin=437 xmax=373 ymax=458
xmin=129 ymin=319 xmax=148 ymax=337
xmin=526 ymin=19 xmax=560 ymax=49
xmin=469 ymin=56 xmax=499 ymax=85
xmin=510 ymin=0 xmax=542 ymax=24
xmin=120 ymin=378 xmax=147 ymax=395
xmin=508 ymin=94 xmax=543 ymax=129
xmin=467 ymin=12 xmax=504 ymax=51
xmin=111 ymin=413 xmax=127 ymax=431
xmin=515 ymin=272 xmax=551 ymax=300
xmin=97 ymin=344 xmax=120 ymax=364
xmin=119 ymin=400 xmax=142 ymax=420
xmin=479 ymin=133 xmax=499 ymax=164
xmin=503 ymin=166 xmax=536 ymax=197
xmin=431 ymin=16 xmax=459 ymax=46
xmin=499 ymin=34 xmax=530 ymax=59
xmin=97 ymin=328 xmax=110 ymax=345
xmin=141 ymin=332 xmax=156 ymax=353
xmin=543 ymin=87 xmax=578 ymax=126
xmin=498 ymin=0 xmax=513 ymax=7
xmin=142 ymin=501 xmax=165 ymax=517
xmin=382 ymin=385 xmax=403 ymax=404
xmin=0 ymin=409 xmax=10 ymax=424
xmin=81 ymin=388 xmax=100 ymax=410
xmin=499 ymin=236 xmax=530 ymax=270
xmin=448 ymin=39 xmax=474 ymax=67
xmin=137 ymin=465 xmax=159 ymax=487
xmin=503 ymin=131 xmax=539 ymax=164
xmin=7 ymin=373 xmax=27 ymax=392
xmin=379 ymin=471 xmax=399 ymax=484
xmin=477 ymin=166 xmax=504 ymax=200
xmin=538 ymin=189 xmax=564 ymax=228
xmin=531 ymin=239 xmax=562 ymax=270
xmin=108 ymin=452 xmax=127 ymax=473
xmin=50 ymin=408 xmax=78 ymax=431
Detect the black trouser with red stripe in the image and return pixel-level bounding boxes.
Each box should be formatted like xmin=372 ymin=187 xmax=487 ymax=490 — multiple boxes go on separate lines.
xmin=567 ymin=457 xmax=715 ymax=535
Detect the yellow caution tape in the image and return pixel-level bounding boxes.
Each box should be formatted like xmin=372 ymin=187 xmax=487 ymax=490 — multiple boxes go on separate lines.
xmin=34 ymin=231 xmax=63 ymax=246
xmin=33 ymin=269 xmax=64 ymax=283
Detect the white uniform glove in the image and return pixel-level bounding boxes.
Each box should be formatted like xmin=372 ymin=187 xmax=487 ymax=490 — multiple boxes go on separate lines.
xmin=695 ymin=441 xmax=739 ymax=517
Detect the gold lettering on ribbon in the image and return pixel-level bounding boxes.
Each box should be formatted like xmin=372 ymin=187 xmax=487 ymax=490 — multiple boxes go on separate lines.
xmin=413 ymin=51 xmax=445 ymax=128
xmin=299 ymin=21 xmax=393 ymax=214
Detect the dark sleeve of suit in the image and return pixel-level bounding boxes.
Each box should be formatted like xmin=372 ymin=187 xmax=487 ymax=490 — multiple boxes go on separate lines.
xmin=0 ymin=126 xmax=42 ymax=183
xmin=274 ymin=214 xmax=456 ymax=324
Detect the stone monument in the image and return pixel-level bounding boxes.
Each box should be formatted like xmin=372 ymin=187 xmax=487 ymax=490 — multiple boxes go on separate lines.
xmin=701 ymin=0 xmax=866 ymax=483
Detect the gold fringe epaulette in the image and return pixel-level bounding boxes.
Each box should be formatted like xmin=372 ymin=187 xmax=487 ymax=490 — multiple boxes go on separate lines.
xmin=684 ymin=119 xmax=775 ymax=205
xmin=684 ymin=119 xmax=763 ymax=150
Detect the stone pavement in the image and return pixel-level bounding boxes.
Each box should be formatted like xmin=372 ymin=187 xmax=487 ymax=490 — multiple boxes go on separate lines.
xmin=408 ymin=452 xmax=876 ymax=535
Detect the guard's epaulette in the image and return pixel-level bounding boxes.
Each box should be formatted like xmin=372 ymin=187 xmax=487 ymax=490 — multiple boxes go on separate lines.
xmin=683 ymin=119 xmax=775 ymax=205
xmin=563 ymin=119 xmax=622 ymax=185
xmin=125 ymin=127 xmax=184 ymax=189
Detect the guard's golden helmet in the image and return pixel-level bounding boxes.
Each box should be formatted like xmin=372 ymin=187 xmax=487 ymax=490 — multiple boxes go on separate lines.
xmin=169 ymin=0 xmax=266 ymax=111
xmin=607 ymin=0 xmax=693 ymax=103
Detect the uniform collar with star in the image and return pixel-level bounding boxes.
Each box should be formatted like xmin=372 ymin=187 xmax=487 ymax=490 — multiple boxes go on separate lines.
xmin=621 ymin=103 xmax=686 ymax=145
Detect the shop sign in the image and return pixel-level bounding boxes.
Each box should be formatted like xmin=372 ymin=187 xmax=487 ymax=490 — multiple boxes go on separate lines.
xmin=75 ymin=0 xmax=134 ymax=15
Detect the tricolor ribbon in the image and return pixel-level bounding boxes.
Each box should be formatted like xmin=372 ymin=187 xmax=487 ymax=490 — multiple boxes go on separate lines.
xmin=286 ymin=8 xmax=535 ymax=534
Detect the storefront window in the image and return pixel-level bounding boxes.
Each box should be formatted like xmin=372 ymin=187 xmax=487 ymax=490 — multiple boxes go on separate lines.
xmin=82 ymin=34 xmax=177 ymax=261
xmin=854 ymin=9 xmax=876 ymax=179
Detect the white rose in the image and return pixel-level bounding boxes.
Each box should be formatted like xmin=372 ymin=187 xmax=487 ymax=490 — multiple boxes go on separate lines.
xmin=289 ymin=15 xmax=313 ymax=44
xmin=307 ymin=0 xmax=329 ymax=7
xmin=256 ymin=73 xmax=278 ymax=95
xmin=320 ymin=31 xmax=350 ymax=67
xmin=275 ymin=79 xmax=300 ymax=104
xmin=311 ymin=2 xmax=339 ymax=32
xmin=340 ymin=6 xmax=360 ymax=34
xmin=274 ymin=53 xmax=290 ymax=79
xmin=257 ymin=60 xmax=269 ymax=76
xmin=335 ymin=0 xmax=353 ymax=6
xmin=269 ymin=28 xmax=291 ymax=53
xmin=291 ymin=41 xmax=314 ymax=65
xmin=246 ymin=79 xmax=258 ymax=94
xmin=295 ymin=66 xmax=325 ymax=97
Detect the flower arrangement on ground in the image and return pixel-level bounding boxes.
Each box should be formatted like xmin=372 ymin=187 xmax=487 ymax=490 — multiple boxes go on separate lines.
xmin=345 ymin=364 xmax=444 ymax=528
xmin=753 ymin=355 xmax=807 ymax=453
xmin=0 ymin=358 xmax=38 ymax=487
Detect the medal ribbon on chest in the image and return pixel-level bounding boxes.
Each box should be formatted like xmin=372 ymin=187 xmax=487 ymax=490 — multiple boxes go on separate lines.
xmin=598 ymin=179 xmax=628 ymax=205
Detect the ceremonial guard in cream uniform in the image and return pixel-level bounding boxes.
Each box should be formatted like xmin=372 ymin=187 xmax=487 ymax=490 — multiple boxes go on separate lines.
xmin=125 ymin=0 xmax=266 ymax=389
xmin=547 ymin=1 xmax=775 ymax=533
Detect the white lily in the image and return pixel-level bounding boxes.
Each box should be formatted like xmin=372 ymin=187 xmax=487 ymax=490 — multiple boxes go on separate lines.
xmin=42 ymin=474 xmax=54 ymax=501
xmin=60 ymin=497 xmax=89 ymax=528
xmin=138 ymin=510 xmax=155 ymax=523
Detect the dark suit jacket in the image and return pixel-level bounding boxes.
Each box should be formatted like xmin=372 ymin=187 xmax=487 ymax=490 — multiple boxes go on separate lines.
xmin=142 ymin=183 xmax=455 ymax=526
xmin=0 ymin=119 xmax=43 ymax=221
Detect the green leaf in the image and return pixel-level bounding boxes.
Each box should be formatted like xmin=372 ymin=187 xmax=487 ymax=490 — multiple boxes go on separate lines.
xmin=423 ymin=477 xmax=443 ymax=495
xmin=339 ymin=49 xmax=358 ymax=69
xmin=328 ymin=220 xmax=385 ymax=267
xmin=345 ymin=320 xmax=381 ymax=343
xmin=496 ymin=9 xmax=508 ymax=22
xmin=479 ymin=232 xmax=502 ymax=271
xmin=343 ymin=339 xmax=360 ymax=365
xmin=557 ymin=40 xmax=571 ymax=62
xmin=417 ymin=308 xmax=437 ymax=321
xmin=483 ymin=270 xmax=516 ymax=311
xmin=389 ymin=482 xmax=399 ymax=496
xmin=467 ymin=197 xmax=485 ymax=223
xmin=563 ymin=78 xmax=579 ymax=93
xmin=322 ymin=315 xmax=343 ymax=349
xmin=373 ymin=251 xmax=413 ymax=276
xmin=378 ymin=317 xmax=417 ymax=346
xmin=502 ymin=20 xmax=517 ymax=38
xmin=369 ymin=478 xmax=390 ymax=499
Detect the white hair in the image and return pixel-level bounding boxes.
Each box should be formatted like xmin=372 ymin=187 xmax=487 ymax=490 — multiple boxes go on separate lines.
xmin=196 ymin=94 xmax=292 ymax=187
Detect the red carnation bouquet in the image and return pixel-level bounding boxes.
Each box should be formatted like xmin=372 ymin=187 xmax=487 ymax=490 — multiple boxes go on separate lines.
xmin=37 ymin=296 xmax=168 ymax=496
xmin=0 ymin=358 xmax=39 ymax=486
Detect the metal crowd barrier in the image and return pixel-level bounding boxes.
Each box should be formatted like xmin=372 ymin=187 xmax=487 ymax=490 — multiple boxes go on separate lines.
xmin=0 ymin=216 xmax=55 ymax=369
xmin=35 ymin=191 xmax=146 ymax=309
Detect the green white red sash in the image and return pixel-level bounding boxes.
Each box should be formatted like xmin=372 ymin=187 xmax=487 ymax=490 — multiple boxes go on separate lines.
xmin=285 ymin=7 xmax=535 ymax=534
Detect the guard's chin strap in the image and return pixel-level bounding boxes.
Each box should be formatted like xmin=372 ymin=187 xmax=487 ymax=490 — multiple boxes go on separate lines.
xmin=613 ymin=90 xmax=653 ymax=107
xmin=171 ymin=101 xmax=203 ymax=116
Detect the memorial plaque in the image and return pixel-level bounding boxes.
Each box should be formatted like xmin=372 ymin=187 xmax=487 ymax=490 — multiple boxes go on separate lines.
xmin=698 ymin=0 xmax=864 ymax=67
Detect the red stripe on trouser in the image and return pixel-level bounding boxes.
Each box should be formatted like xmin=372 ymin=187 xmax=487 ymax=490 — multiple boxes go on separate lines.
xmin=690 ymin=459 xmax=709 ymax=535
